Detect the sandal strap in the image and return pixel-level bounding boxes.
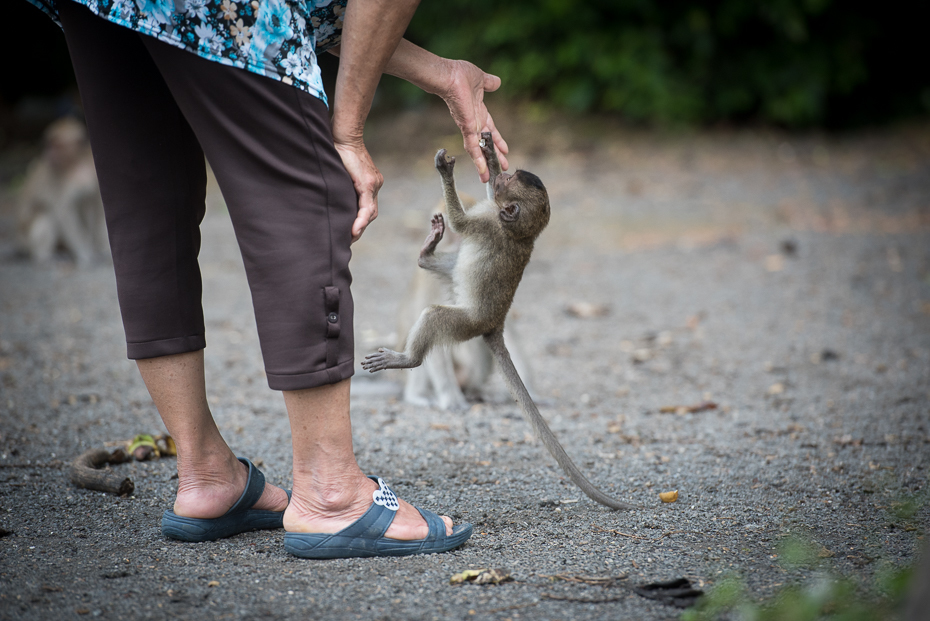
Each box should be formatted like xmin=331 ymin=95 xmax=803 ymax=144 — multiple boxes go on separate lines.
xmin=224 ymin=457 xmax=265 ymax=516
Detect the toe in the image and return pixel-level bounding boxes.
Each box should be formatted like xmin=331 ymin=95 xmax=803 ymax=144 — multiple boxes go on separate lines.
xmin=441 ymin=515 xmax=453 ymax=536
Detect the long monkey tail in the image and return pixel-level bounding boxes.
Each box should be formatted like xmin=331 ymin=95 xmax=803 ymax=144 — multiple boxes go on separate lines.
xmin=483 ymin=330 xmax=639 ymax=511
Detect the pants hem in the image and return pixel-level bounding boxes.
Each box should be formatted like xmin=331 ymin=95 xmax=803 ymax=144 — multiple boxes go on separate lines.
xmin=127 ymin=335 xmax=206 ymax=360
xmin=266 ymin=359 xmax=355 ymax=391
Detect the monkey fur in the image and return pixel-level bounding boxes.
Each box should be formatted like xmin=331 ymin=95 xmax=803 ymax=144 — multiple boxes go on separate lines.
xmin=397 ymin=195 xmax=539 ymax=412
xmin=363 ymin=134 xmax=638 ymax=511
xmin=17 ymin=117 xmax=108 ymax=267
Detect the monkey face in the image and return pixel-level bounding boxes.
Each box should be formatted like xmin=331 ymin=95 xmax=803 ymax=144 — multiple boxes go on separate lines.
xmin=493 ymin=170 xmax=550 ymax=240
xmin=43 ymin=118 xmax=89 ymax=173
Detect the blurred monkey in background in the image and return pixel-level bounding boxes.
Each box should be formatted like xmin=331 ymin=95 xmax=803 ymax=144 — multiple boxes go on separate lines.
xmin=18 ymin=117 xmax=108 ymax=267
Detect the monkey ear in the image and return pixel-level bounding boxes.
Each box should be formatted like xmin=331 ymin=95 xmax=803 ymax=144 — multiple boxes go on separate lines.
xmin=500 ymin=203 xmax=520 ymax=222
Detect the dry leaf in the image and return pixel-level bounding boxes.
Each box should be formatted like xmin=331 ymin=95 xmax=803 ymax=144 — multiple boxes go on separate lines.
xmin=155 ymin=435 xmax=177 ymax=457
xmin=566 ymin=302 xmax=610 ymax=318
xmin=207 ymin=581 xmax=220 ymax=587
xmin=450 ymin=568 xmax=512 ymax=585
xmin=128 ymin=434 xmax=159 ymax=461
xmin=659 ymin=490 xmax=679 ymax=503
xmin=659 ymin=401 xmax=717 ymax=414
xmin=765 ymin=254 xmax=784 ymax=272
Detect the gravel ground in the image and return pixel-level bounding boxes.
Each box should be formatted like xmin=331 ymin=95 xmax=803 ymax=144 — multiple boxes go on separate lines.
xmin=0 ymin=112 xmax=928 ymax=620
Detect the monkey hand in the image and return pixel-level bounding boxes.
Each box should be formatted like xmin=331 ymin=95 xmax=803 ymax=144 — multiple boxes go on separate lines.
xmin=422 ymin=213 xmax=445 ymax=253
xmin=361 ymin=348 xmax=410 ymax=372
xmin=435 ymin=149 xmax=456 ymax=177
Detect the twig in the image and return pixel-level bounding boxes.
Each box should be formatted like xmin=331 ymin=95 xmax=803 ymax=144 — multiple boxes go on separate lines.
xmin=592 ymin=525 xmax=650 ymax=540
xmin=542 ymin=592 xmax=629 ymax=604
xmin=481 ymin=602 xmax=539 ymax=614
xmin=541 ymin=574 xmax=628 ymax=587
xmin=654 ymin=530 xmax=702 ymax=542
xmin=592 ymin=525 xmax=702 ymax=542
xmin=0 ymin=461 xmax=65 ymax=469
xmin=70 ymin=448 xmax=134 ymax=496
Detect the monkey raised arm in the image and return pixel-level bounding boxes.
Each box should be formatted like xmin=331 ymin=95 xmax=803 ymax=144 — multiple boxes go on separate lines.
xmin=435 ymin=149 xmax=498 ymax=239
xmin=417 ymin=213 xmax=456 ymax=281
xmin=479 ymin=131 xmax=502 ymax=200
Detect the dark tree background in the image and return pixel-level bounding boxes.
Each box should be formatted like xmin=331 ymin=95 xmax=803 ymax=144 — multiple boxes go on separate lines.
xmin=6 ymin=0 xmax=930 ymax=129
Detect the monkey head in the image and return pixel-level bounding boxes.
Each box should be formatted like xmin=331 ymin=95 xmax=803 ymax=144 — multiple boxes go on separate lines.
xmin=42 ymin=117 xmax=89 ymax=174
xmin=492 ymin=169 xmax=550 ymax=240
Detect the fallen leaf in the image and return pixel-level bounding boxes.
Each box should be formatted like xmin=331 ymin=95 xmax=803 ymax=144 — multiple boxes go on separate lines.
xmin=155 ymin=435 xmax=177 ymax=457
xmin=566 ymin=303 xmax=610 ymax=319
xmin=450 ymin=568 xmax=512 ymax=585
xmin=659 ymin=490 xmax=679 ymax=503
xmin=659 ymin=401 xmax=717 ymax=414
xmin=633 ymin=577 xmax=703 ymax=608
xmin=632 ymin=348 xmax=652 ymax=363
xmin=765 ymin=254 xmax=784 ymax=272
xmin=128 ymin=434 xmax=159 ymax=461
xmin=817 ymin=546 xmax=835 ymax=558
xmin=207 ymin=581 xmax=220 ymax=587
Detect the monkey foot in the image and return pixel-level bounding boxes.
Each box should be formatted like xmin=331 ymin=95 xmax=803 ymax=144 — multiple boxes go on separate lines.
xmin=435 ymin=149 xmax=455 ymax=176
xmin=361 ymin=348 xmax=410 ymax=373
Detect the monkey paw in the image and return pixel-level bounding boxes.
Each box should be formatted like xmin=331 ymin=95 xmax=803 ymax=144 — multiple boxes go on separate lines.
xmin=361 ymin=348 xmax=409 ymax=372
xmin=435 ymin=149 xmax=455 ymax=176
xmin=479 ymin=131 xmax=494 ymax=158
xmin=424 ymin=213 xmax=445 ymax=249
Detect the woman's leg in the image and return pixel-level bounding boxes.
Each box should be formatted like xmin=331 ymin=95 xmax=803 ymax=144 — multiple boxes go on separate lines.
xmin=58 ymin=2 xmax=287 ymax=518
xmin=282 ymin=380 xmax=452 ymax=539
xmin=140 ymin=36 xmax=455 ymax=539
xmin=137 ymin=351 xmax=288 ymax=518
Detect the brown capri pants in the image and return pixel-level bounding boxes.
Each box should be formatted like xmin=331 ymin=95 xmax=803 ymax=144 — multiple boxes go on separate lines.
xmin=58 ymin=1 xmax=356 ymax=391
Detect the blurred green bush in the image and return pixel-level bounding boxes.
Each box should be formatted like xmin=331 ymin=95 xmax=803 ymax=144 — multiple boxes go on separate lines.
xmin=399 ymin=0 xmax=929 ymax=128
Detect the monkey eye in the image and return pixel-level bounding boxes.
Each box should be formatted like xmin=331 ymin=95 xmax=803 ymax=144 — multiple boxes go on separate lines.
xmin=500 ymin=203 xmax=520 ymax=222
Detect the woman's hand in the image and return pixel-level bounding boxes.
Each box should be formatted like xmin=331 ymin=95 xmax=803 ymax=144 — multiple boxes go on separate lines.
xmin=438 ymin=60 xmax=509 ymax=183
xmin=333 ymin=138 xmax=383 ymax=243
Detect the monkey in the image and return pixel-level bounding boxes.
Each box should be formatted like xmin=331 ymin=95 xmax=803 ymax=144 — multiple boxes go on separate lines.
xmin=362 ymin=133 xmax=638 ymax=511
xmin=17 ymin=117 xmax=108 ymax=267
xmin=396 ymin=195 xmax=539 ymax=412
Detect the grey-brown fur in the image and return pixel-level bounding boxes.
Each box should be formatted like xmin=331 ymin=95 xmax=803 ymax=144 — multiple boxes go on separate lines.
xmin=363 ymin=134 xmax=637 ymax=511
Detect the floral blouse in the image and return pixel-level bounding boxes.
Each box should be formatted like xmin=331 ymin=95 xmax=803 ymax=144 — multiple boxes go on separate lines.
xmin=28 ymin=0 xmax=346 ymax=105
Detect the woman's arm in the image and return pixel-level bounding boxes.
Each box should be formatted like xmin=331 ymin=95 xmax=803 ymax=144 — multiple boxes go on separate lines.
xmin=330 ymin=39 xmax=509 ymax=184
xmin=331 ymin=0 xmax=421 ymax=243
xmin=384 ymin=40 xmax=509 ymax=184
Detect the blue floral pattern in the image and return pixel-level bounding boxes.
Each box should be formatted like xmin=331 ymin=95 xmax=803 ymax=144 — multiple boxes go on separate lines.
xmin=27 ymin=0 xmax=346 ymax=105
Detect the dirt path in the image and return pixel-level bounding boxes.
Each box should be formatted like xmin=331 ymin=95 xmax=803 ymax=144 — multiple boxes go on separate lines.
xmin=1 ymin=115 xmax=928 ymax=620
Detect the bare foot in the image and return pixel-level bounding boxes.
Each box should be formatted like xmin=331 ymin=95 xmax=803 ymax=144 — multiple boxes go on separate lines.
xmin=283 ymin=475 xmax=453 ymax=540
xmin=173 ymin=455 xmax=289 ymax=519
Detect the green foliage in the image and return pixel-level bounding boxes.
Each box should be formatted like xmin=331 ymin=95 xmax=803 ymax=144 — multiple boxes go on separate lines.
xmin=402 ymin=0 xmax=929 ymax=127
xmin=680 ymin=531 xmax=920 ymax=621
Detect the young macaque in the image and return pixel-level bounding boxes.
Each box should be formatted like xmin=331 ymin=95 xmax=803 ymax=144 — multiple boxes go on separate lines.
xmin=17 ymin=117 xmax=108 ymax=267
xmin=363 ymin=134 xmax=637 ymax=510
xmin=396 ymin=195 xmax=538 ymax=412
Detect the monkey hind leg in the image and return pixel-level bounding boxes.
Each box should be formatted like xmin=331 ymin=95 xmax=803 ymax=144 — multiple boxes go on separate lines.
xmin=363 ymin=305 xmax=482 ymax=373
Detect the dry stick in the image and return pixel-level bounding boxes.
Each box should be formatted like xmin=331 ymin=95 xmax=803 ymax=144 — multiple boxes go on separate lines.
xmin=593 ymin=525 xmax=702 ymax=542
xmin=482 ymin=602 xmax=540 ymax=614
xmin=70 ymin=448 xmax=134 ymax=495
xmin=542 ymin=592 xmax=629 ymax=604
xmin=542 ymin=574 xmax=629 ymax=587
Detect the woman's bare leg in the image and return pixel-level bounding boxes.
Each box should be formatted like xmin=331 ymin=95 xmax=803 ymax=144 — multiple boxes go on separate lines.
xmin=282 ymin=378 xmax=453 ymax=539
xmin=136 ymin=350 xmax=289 ymax=518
